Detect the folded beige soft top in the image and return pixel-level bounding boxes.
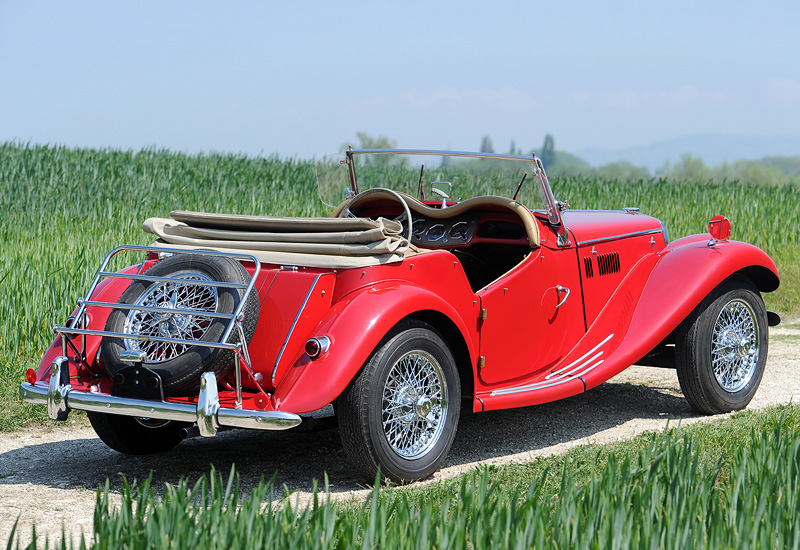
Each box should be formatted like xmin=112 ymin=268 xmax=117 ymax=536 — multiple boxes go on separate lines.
xmin=143 ymin=210 xmax=417 ymax=269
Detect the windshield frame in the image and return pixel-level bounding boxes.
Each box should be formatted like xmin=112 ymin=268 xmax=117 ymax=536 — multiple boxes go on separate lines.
xmin=318 ymin=148 xmax=569 ymax=246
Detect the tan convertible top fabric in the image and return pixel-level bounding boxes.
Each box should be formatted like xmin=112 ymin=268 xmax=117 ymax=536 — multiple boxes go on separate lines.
xmin=171 ymin=210 xmax=389 ymax=233
xmin=142 ymin=211 xmax=413 ymax=268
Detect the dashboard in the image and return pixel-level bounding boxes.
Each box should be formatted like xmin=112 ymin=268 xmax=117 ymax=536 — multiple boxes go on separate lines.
xmin=400 ymin=213 xmax=528 ymax=248
xmin=403 ymin=215 xmax=480 ymax=247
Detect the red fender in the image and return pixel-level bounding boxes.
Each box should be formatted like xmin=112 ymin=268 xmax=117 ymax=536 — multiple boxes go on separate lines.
xmin=273 ymin=280 xmax=480 ymax=413
xmin=36 ymin=267 xmax=137 ymax=382
xmin=580 ymin=236 xmax=779 ymax=389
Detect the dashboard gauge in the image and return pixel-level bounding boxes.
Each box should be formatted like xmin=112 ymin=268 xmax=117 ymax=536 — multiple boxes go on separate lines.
xmin=425 ymin=224 xmax=446 ymax=241
xmin=449 ymin=221 xmax=469 ymax=240
xmin=412 ymin=219 xmax=427 ymax=239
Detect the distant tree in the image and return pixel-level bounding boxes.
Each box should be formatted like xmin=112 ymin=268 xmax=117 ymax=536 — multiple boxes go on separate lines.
xmin=341 ymin=133 xmax=405 ymax=167
xmin=723 ymin=161 xmax=785 ymax=185
xmin=480 ymin=135 xmax=495 ymax=153
xmin=660 ymin=154 xmax=711 ymax=182
xmin=540 ymin=134 xmax=555 ymax=169
xmin=354 ymin=132 xmax=396 ymax=150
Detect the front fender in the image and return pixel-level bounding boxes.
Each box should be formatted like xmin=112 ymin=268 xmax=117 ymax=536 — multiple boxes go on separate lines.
xmin=582 ymin=235 xmax=779 ymax=389
xmin=273 ymin=280 xmax=480 ymax=413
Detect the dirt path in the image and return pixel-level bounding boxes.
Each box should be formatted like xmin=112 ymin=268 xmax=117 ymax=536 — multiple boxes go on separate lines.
xmin=2 ymin=323 xmax=798 ymax=545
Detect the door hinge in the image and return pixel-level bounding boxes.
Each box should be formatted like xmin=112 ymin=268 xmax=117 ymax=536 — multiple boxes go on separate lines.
xmin=478 ymin=356 xmax=486 ymax=370
xmin=480 ymin=308 xmax=488 ymax=321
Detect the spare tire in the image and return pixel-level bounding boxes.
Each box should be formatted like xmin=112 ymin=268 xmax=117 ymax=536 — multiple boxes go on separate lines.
xmin=101 ymin=254 xmax=259 ymax=396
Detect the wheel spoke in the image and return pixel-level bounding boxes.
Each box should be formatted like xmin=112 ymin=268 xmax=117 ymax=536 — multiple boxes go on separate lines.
xmin=381 ymin=349 xmax=448 ymax=459
xmin=710 ymin=299 xmax=760 ymax=392
xmin=123 ymin=272 xmax=219 ymax=363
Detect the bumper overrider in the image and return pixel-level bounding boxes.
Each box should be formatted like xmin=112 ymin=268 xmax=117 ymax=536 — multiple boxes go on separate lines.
xmin=20 ymin=356 xmax=301 ymax=436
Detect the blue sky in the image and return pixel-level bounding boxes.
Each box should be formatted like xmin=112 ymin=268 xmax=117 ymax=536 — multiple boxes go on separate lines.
xmin=1 ymin=1 xmax=799 ymax=160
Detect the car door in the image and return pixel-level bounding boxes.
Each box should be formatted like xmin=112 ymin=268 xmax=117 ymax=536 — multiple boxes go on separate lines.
xmin=477 ymin=244 xmax=584 ymax=386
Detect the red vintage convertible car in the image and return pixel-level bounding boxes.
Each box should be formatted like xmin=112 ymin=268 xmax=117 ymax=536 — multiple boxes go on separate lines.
xmin=20 ymin=149 xmax=780 ymax=483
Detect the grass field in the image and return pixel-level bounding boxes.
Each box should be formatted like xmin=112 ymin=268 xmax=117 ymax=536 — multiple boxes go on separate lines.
xmin=10 ymin=404 xmax=800 ymax=548
xmin=1 ymin=142 xmax=798 ymax=429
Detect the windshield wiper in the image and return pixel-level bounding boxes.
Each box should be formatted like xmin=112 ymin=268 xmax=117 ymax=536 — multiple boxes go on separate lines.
xmin=417 ymin=165 xmax=426 ymax=200
xmin=512 ymin=172 xmax=526 ymax=201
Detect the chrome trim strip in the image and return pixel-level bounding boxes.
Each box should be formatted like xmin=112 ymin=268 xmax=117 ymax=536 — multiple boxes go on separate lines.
xmin=544 ymin=351 xmax=604 ymax=382
xmin=272 ymin=273 xmax=323 ymax=385
xmin=490 ymin=360 xmax=605 ymax=396
xmin=490 ymin=334 xmax=614 ymax=397
xmin=20 ymin=359 xmax=301 ymax=433
xmin=576 ymin=229 xmax=663 ymax=247
xmin=545 ymin=334 xmax=614 ymax=379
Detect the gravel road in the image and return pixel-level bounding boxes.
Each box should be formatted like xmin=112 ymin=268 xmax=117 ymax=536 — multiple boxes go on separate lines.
xmin=2 ymin=322 xmax=798 ymax=545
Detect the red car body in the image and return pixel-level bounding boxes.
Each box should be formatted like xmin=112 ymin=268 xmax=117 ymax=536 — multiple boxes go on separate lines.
xmin=21 ymin=149 xmax=780 ymax=482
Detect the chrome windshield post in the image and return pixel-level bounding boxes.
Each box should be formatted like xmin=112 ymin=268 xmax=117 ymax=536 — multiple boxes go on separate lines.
xmin=345 ymin=148 xmax=359 ymax=197
xmin=533 ymin=156 xmax=571 ymax=247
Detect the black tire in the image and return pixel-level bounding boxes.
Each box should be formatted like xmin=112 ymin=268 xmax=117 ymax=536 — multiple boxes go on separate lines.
xmin=337 ymin=319 xmax=461 ymax=484
xmin=88 ymin=412 xmax=189 ymax=454
xmin=101 ymin=254 xmax=259 ymax=396
xmin=676 ymin=275 xmax=768 ymax=414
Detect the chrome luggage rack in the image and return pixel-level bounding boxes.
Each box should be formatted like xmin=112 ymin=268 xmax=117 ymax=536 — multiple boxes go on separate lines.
xmin=20 ymin=245 xmax=302 ymax=435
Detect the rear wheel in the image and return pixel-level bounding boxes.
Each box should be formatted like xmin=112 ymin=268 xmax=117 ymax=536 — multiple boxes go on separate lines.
xmin=88 ymin=412 xmax=189 ymax=454
xmin=676 ymin=276 xmax=768 ymax=414
xmin=338 ymin=320 xmax=461 ymax=484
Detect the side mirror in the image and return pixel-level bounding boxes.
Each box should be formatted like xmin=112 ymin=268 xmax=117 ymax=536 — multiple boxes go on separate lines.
xmin=708 ymin=215 xmax=731 ymax=245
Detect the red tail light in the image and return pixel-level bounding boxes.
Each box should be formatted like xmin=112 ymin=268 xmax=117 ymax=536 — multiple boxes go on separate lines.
xmin=25 ymin=369 xmax=37 ymax=384
xmin=305 ymin=336 xmax=331 ymax=360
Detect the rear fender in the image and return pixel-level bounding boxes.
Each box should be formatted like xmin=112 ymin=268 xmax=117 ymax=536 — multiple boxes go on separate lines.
xmin=36 ymin=267 xmax=138 ymax=381
xmin=582 ymin=235 xmax=779 ymax=389
xmin=273 ymin=281 xmax=480 ymax=413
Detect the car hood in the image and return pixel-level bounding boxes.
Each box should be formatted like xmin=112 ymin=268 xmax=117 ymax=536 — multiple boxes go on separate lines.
xmin=561 ymin=210 xmax=665 ymax=247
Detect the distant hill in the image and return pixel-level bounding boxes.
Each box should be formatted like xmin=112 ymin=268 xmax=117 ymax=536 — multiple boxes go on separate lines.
xmin=575 ymin=134 xmax=800 ymax=172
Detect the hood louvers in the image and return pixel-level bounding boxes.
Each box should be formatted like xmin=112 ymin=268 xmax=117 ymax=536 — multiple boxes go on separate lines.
xmin=584 ymin=252 xmax=621 ymax=278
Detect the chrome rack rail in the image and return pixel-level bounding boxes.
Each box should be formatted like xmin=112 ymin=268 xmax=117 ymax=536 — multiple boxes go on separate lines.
xmin=53 ymin=245 xmax=263 ymax=406
xmin=21 ymin=245 xmax=304 ymax=435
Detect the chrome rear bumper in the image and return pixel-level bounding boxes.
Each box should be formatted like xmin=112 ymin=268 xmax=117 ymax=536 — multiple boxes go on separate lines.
xmin=20 ymin=357 xmax=301 ymax=436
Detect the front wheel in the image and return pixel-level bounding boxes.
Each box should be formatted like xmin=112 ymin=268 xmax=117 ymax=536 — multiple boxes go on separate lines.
xmin=338 ymin=320 xmax=461 ymax=484
xmin=676 ymin=276 xmax=768 ymax=414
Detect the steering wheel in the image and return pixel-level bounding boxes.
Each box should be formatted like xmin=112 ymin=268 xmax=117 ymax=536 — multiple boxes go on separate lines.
xmin=338 ymin=188 xmax=413 ymax=243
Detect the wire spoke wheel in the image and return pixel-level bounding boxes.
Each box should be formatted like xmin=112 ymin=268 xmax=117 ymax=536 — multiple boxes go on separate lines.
xmin=123 ymin=271 xmax=218 ymax=363
xmin=338 ymin=320 xmax=461 ymax=483
xmin=710 ymin=299 xmax=760 ymax=392
xmin=381 ymin=350 xmax=447 ymax=459
xmin=676 ymin=276 xmax=768 ymax=415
